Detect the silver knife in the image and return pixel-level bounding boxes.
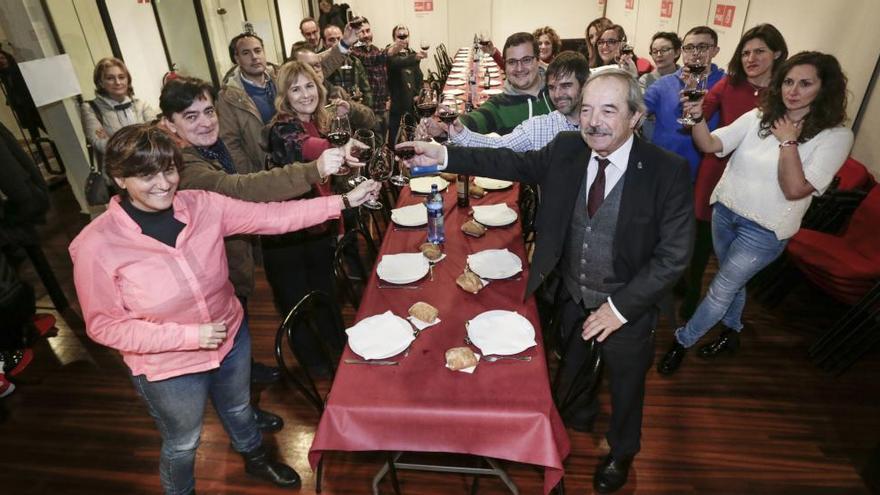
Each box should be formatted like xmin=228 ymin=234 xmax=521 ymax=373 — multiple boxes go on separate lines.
xmin=344 ymin=359 xmax=399 ymax=366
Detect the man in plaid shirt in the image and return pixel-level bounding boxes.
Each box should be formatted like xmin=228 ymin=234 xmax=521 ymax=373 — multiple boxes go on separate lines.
xmin=435 ymin=52 xmax=588 ymax=151
xmin=350 ymin=18 xmax=405 ymax=136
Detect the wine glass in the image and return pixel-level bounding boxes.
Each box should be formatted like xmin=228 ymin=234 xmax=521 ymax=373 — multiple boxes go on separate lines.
xmin=436 ymin=99 xmax=460 ymax=145
xmin=415 ymin=87 xmax=438 ymax=125
xmin=420 ymin=39 xmax=430 ymax=52
xmin=328 ymin=114 xmax=352 ymax=175
xmin=348 ymin=128 xmax=375 ymax=188
xmin=390 ymin=124 xmax=416 ymax=186
xmin=363 ymin=147 xmax=393 ymax=210
xmin=677 ymin=53 xmax=708 ymax=126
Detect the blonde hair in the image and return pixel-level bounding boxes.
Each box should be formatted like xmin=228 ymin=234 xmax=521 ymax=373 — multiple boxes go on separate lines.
xmin=273 ymin=60 xmax=329 ymax=132
xmin=93 ymin=57 xmax=134 ymax=97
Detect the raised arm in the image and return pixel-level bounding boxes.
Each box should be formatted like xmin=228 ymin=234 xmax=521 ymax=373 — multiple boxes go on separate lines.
xmin=683 ymin=98 xmax=723 ymax=154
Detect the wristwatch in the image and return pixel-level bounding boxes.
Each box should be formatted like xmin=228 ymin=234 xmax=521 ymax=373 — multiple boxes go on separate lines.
xmin=691 ymin=114 xmax=704 ymax=124
xmin=779 ymin=140 xmax=799 ymax=148
xmin=341 ymin=193 xmax=352 ymax=209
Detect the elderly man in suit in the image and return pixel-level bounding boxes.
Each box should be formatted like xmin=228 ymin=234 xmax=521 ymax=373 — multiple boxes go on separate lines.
xmin=400 ymin=68 xmax=694 ymax=493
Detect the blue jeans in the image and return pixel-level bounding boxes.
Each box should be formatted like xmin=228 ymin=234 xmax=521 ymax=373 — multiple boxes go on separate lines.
xmin=675 ymin=203 xmax=788 ymax=348
xmin=131 ymin=319 xmax=262 ymax=495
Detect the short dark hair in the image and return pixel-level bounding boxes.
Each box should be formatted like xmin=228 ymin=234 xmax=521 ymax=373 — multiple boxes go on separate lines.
xmin=649 ymin=31 xmax=682 ymax=63
xmin=546 ymin=51 xmax=589 ymax=86
xmin=289 ymin=41 xmax=314 ymax=60
xmin=228 ymin=32 xmax=264 ymax=64
xmin=299 ymin=17 xmax=317 ymax=31
xmin=159 ymin=77 xmax=217 ymax=119
xmin=683 ymin=26 xmax=718 ymax=46
xmin=322 ymin=23 xmax=342 ymax=42
xmin=728 ymin=23 xmax=788 ymax=85
xmin=503 ymin=32 xmax=538 ymax=60
xmin=105 ymin=124 xmax=181 ymax=179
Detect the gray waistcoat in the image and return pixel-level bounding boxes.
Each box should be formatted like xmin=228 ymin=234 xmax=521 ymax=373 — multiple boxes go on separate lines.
xmin=562 ymin=171 xmax=626 ymax=310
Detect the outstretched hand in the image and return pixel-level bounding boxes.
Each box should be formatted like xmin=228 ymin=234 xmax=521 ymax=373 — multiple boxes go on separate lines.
xmin=395 ymin=140 xmax=446 ymax=168
xmin=346 ymin=179 xmax=382 ymax=206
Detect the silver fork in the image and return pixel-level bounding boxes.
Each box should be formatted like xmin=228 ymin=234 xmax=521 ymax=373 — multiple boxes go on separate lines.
xmin=483 ymin=355 xmax=532 ymax=363
xmin=344 ymin=359 xmax=399 ymax=366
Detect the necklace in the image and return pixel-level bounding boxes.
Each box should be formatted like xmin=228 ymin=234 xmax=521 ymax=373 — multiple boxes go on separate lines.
xmin=747 ymin=81 xmax=765 ymax=97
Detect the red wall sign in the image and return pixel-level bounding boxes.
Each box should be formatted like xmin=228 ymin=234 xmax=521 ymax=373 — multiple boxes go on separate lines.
xmin=713 ymin=4 xmax=736 ymax=28
xmin=625 ymin=0 xmax=635 ymax=9
xmin=660 ymin=0 xmax=673 ymax=18
xmin=414 ymin=0 xmax=433 ymax=12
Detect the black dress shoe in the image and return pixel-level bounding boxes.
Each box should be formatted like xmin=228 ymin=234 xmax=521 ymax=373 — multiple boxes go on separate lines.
xmin=593 ymin=455 xmax=633 ymax=493
xmin=253 ymin=407 xmax=284 ymax=432
xmin=251 ymin=361 xmax=281 ymax=385
xmin=242 ymin=446 xmax=301 ymax=488
xmin=657 ymin=341 xmax=687 ymax=375
xmin=697 ymin=327 xmax=740 ymax=359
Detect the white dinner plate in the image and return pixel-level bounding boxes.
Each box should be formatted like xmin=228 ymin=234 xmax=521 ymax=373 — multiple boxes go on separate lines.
xmin=376 ymin=253 xmax=430 ymax=284
xmin=466 ymin=310 xmax=536 ymax=356
xmin=482 ymin=79 xmax=501 ymax=87
xmin=452 ymin=62 xmax=468 ymax=68
xmin=391 ymin=203 xmax=427 ymax=227
xmin=474 ymin=177 xmax=513 ymax=190
xmin=482 ymin=88 xmax=503 ymax=95
xmin=467 ymin=249 xmax=523 ymax=279
xmin=409 ymin=176 xmax=450 ymax=194
xmin=473 ymin=203 xmax=518 ymax=227
xmin=446 ymin=80 xmax=466 ymax=86
xmin=443 ymin=88 xmax=465 ymax=96
xmin=347 ymin=311 xmax=415 ymax=359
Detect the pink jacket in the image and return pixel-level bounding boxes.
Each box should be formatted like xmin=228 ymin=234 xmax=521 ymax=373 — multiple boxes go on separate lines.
xmin=70 ymin=190 xmax=342 ymax=381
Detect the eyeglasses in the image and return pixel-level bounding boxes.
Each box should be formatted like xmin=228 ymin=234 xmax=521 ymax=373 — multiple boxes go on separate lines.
xmin=504 ymin=55 xmax=536 ymax=67
xmin=682 ymin=43 xmax=714 ymax=53
xmin=649 ymin=47 xmax=674 ymax=56
xmin=596 ymin=39 xmax=621 ymax=47
xmin=396 ymin=34 xmax=409 ymax=40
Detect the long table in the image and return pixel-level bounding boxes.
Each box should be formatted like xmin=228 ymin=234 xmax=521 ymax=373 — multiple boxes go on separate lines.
xmin=308 ymin=181 xmax=570 ymax=494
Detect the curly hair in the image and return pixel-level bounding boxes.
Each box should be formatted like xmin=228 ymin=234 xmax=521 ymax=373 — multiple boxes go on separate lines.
xmin=273 ymin=60 xmax=329 ymax=132
xmin=533 ymin=26 xmax=562 ymax=62
xmin=759 ymin=51 xmax=848 ymax=142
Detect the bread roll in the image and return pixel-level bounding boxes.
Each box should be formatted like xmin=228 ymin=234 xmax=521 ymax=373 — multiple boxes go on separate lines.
xmin=470 ymin=185 xmax=486 ymax=198
xmin=419 ymin=242 xmax=443 ymax=261
xmin=461 ymin=219 xmax=486 ymax=237
xmin=440 ymin=172 xmax=458 ymax=182
xmin=408 ymin=301 xmax=439 ymax=323
xmin=445 ymin=347 xmax=478 ymax=370
xmin=456 ymin=270 xmax=483 ymax=294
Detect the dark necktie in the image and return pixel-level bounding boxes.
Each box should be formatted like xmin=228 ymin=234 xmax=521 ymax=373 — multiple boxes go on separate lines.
xmin=587 ymin=158 xmax=610 ymax=218
xmin=114 ymin=101 xmax=132 ymax=111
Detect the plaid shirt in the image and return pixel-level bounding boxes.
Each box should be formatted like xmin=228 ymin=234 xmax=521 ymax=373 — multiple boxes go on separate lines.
xmin=451 ymin=110 xmax=579 ymax=151
xmin=350 ymin=44 xmax=388 ymax=114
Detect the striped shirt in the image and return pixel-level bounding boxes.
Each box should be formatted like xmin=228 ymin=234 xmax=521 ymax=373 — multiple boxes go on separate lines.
xmin=451 ymin=110 xmax=579 ymax=151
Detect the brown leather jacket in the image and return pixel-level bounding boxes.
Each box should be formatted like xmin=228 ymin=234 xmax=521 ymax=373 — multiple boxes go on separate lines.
xmin=176 ymin=146 xmax=323 ymax=297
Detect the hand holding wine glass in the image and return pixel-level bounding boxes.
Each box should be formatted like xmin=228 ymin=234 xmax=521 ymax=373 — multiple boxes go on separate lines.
xmin=390 ymin=124 xmax=416 ymax=186
xmin=362 ymin=148 xmax=393 ymax=210
xmin=345 ymin=179 xmax=382 ymax=208
xmin=347 ymin=129 xmax=376 ymax=188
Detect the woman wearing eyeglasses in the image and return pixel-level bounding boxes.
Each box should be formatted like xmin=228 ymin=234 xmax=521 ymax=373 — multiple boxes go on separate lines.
xmin=658 ymin=51 xmax=852 ymax=375
xmin=594 ymin=25 xmax=653 ymax=77
xmin=386 ymin=24 xmax=427 ymax=145
xmin=679 ymin=24 xmax=789 ymax=323
xmin=639 ymin=32 xmax=682 ymax=141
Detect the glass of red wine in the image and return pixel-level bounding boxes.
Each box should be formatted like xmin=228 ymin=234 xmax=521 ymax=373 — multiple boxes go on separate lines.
xmin=390 ymin=124 xmax=416 ymax=186
xmin=677 ymin=56 xmax=708 ymax=126
xmin=363 ymin=147 xmax=393 ymax=210
xmin=436 ymin=100 xmax=460 ymax=145
xmin=348 ymin=129 xmax=375 ymax=188
xmin=328 ymin=114 xmax=352 ymax=175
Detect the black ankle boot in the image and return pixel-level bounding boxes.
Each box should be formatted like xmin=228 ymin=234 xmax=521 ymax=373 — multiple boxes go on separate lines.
xmin=657 ymin=342 xmax=687 ymax=375
xmin=253 ymin=406 xmax=284 ymax=432
xmin=242 ymin=446 xmax=301 ymax=488
xmin=697 ymin=328 xmax=740 ymax=359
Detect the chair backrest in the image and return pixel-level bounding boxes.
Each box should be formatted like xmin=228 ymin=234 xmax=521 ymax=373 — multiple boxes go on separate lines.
xmin=843 ymin=185 xmax=880 ymax=258
xmin=836 ymin=157 xmax=876 ymax=192
xmin=274 ymin=290 xmax=346 ymax=414
xmin=334 ymin=226 xmax=378 ymax=310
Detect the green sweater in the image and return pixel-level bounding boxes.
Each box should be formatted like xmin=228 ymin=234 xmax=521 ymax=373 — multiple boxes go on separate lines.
xmin=459 ymin=87 xmax=553 ymax=135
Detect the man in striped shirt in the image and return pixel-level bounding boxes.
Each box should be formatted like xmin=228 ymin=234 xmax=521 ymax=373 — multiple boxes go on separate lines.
xmin=434 ymin=51 xmax=588 ymax=151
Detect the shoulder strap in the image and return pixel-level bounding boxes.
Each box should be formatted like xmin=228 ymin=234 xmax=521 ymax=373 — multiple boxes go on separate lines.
xmin=88 ymin=100 xmax=106 ymax=127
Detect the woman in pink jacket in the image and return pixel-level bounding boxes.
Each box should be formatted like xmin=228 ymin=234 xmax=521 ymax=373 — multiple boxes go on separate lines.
xmin=69 ymin=124 xmax=379 ymax=495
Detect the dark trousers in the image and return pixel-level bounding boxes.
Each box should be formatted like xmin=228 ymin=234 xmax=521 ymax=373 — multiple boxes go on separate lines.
xmin=680 ymin=219 xmax=713 ymax=319
xmin=262 ymin=230 xmax=339 ymax=369
xmin=557 ymin=290 xmax=656 ymax=458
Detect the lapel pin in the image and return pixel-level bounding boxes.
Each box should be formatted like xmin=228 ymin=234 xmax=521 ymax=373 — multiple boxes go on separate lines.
xmin=637 ymin=161 xmax=643 ymax=170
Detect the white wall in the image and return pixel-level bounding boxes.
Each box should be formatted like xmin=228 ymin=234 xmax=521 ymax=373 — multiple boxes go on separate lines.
xmin=105 ymin=0 xmax=168 ymax=108
xmin=243 ymin=0 xmax=283 ymax=64
xmin=276 ymin=0 xmax=307 ymax=59
xmin=155 ymin=0 xmax=213 ymax=81
xmin=44 ymin=0 xmax=112 ymax=101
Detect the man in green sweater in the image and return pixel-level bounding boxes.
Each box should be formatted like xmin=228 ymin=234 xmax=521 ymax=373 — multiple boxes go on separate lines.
xmin=460 ymin=31 xmax=553 ymax=135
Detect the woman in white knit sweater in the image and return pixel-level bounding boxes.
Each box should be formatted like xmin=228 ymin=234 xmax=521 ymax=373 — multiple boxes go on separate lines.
xmin=659 ymin=51 xmax=853 ymax=374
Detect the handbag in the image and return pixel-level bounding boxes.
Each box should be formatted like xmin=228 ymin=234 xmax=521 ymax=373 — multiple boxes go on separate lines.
xmin=83 ymin=100 xmax=111 ymax=206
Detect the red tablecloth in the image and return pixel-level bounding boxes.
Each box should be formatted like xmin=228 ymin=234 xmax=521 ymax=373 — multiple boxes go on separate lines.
xmin=308 ymin=182 xmax=570 ymax=494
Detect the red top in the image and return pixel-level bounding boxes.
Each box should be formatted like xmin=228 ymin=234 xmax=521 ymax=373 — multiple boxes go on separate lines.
xmin=693 ymin=76 xmax=762 ymax=221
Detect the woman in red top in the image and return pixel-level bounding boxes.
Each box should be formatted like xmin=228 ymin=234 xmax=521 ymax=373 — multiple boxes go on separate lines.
xmin=680 ymin=24 xmax=788 ymax=323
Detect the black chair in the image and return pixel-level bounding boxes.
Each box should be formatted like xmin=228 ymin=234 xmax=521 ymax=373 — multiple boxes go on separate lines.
xmin=334 ymin=225 xmax=378 ymax=310
xmin=519 ymin=184 xmax=539 ymax=259
xmin=273 ymin=290 xmax=346 ymax=492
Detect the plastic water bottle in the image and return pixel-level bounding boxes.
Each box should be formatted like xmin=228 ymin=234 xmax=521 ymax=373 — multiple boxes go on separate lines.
xmin=426 ymin=184 xmax=445 ymax=244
